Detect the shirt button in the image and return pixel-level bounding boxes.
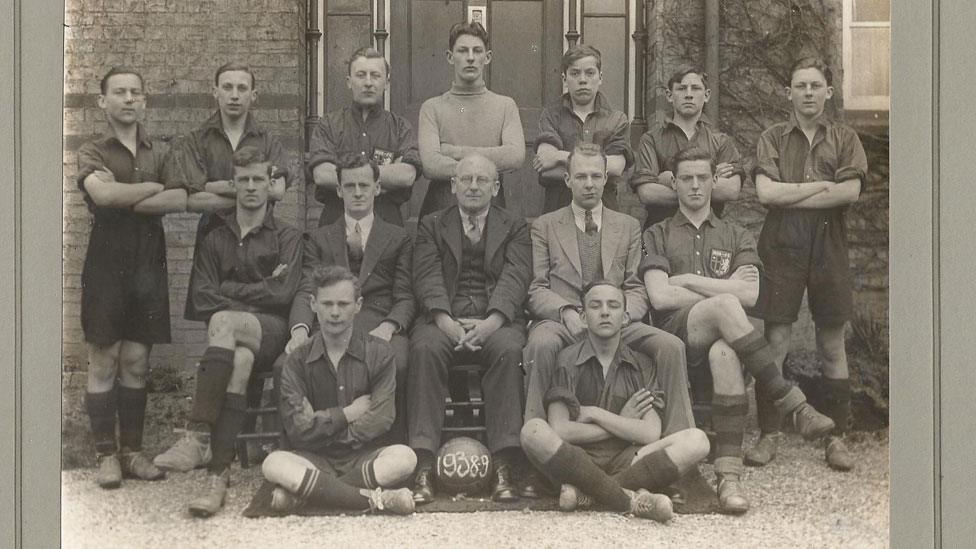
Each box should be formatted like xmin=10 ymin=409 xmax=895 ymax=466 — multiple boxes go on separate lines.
xmin=696 ymin=270 xmax=702 ymax=275
xmin=362 ymin=132 xmax=366 ymax=137
xmin=339 ymin=385 xmax=344 ymax=391
xmin=695 ymin=251 xmax=700 ymax=255
xmin=695 ymin=235 xmax=701 ymax=239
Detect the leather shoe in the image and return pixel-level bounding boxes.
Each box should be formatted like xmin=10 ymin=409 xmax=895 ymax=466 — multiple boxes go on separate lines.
xmin=412 ymin=466 xmax=434 ymax=504
xmin=716 ymin=474 xmax=750 ymax=515
xmin=491 ymin=463 xmax=518 ymax=502
xmin=519 ymin=468 xmax=545 ymax=499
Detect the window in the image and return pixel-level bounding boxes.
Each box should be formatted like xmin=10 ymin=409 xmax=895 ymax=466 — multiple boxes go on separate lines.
xmin=842 ymin=0 xmax=890 ymax=111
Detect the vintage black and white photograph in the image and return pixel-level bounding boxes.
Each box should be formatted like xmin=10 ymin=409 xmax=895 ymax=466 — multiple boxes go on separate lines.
xmin=60 ymin=0 xmax=890 ymax=546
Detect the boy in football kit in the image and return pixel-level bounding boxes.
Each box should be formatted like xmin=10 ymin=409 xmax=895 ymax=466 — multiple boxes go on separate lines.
xmin=262 ymin=265 xmax=417 ymax=516
xmin=520 ymin=281 xmax=710 ymax=523
xmin=533 ymin=44 xmax=633 ymax=214
xmin=153 ymin=146 xmax=303 ymax=518
xmin=630 ymin=67 xmax=743 ymax=229
xmin=77 ymin=67 xmax=187 ymax=488
xmin=641 ymin=147 xmax=835 ymax=513
xmin=306 ymin=47 xmax=421 ymax=227
xmin=750 ymin=58 xmax=868 ymax=471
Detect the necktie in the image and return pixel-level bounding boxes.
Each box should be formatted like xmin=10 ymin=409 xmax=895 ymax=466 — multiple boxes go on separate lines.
xmin=347 ymin=222 xmax=364 ymax=261
xmin=466 ymin=215 xmax=481 ymax=244
xmin=584 ymin=209 xmax=598 ymax=235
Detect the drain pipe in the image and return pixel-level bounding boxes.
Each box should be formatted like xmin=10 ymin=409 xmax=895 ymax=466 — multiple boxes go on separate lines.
xmin=704 ymin=0 xmax=719 ymax=122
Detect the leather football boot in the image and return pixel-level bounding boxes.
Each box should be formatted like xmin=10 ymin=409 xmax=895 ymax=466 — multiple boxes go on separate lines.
xmin=412 ymin=466 xmax=435 ymax=504
xmin=491 ymin=462 xmax=519 ymax=502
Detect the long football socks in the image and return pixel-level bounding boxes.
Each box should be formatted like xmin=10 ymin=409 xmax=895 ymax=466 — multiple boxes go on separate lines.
xmin=187 ymin=347 xmax=235 ymax=428
xmin=613 ymin=448 xmax=682 ymax=493
xmin=85 ymin=386 xmax=118 ymax=456
xmin=710 ymin=393 xmax=748 ymax=475
xmin=208 ymin=393 xmax=248 ymax=474
xmin=822 ymin=377 xmax=851 ymax=437
xmin=539 ymin=442 xmax=631 ymax=513
xmin=118 ymin=385 xmax=147 ymax=452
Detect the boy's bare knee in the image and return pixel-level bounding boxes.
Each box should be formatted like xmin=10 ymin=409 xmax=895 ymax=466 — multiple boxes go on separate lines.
xmin=207 ymin=311 xmax=236 ymax=342
xmin=684 ymin=428 xmax=711 ymax=461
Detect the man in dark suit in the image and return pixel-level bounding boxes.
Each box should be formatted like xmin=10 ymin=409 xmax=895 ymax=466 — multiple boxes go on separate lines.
xmin=408 ymin=154 xmax=532 ymax=504
xmin=285 ymin=153 xmax=415 ymax=443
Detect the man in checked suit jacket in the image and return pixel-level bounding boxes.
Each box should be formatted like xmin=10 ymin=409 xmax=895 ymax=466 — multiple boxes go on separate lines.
xmin=284 ymin=153 xmax=416 ymax=443
xmin=408 ymin=153 xmax=532 ymax=504
xmin=523 ymin=144 xmax=695 ymax=439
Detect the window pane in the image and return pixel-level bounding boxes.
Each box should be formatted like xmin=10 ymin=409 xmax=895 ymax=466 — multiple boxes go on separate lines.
xmin=490 ymin=1 xmax=544 ymax=108
xmin=581 ymin=16 xmax=627 ymax=112
xmin=584 ymin=0 xmax=626 ymax=15
xmin=853 ymin=0 xmax=890 ymax=22
xmin=850 ymin=27 xmax=890 ymax=97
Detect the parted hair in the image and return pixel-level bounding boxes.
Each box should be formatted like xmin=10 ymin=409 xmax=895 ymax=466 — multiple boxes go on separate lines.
xmin=100 ymin=67 xmax=144 ymax=95
xmin=790 ymin=56 xmax=833 ymax=86
xmin=449 ymin=21 xmax=489 ymax=50
xmin=311 ymin=265 xmax=362 ymax=299
xmin=561 ymin=44 xmax=602 ymax=73
xmin=671 ymin=146 xmax=716 ymax=175
xmin=582 ymin=279 xmax=627 ymax=309
xmin=214 ymin=61 xmax=256 ymax=88
xmin=667 ymin=66 xmax=708 ymax=90
xmin=347 ymin=46 xmax=390 ymax=76
xmin=336 ymin=152 xmax=380 ymax=183
xmin=232 ymin=146 xmax=272 ymax=176
xmin=567 ymin=142 xmax=608 ymax=172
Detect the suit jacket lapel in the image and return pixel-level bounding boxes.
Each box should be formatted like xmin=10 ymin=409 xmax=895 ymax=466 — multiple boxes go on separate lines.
xmin=555 ymin=207 xmax=583 ymax=276
xmin=326 ymin=220 xmax=350 ymax=269
xmin=440 ymin=209 xmax=463 ymax=269
xmin=483 ymin=207 xmax=510 ymax=266
xmin=359 ymin=217 xmax=389 ymax=283
xmin=601 ymin=211 xmax=623 ymax=276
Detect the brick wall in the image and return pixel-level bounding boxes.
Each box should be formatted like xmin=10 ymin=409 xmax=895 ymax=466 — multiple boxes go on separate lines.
xmin=63 ymin=0 xmax=307 ymax=371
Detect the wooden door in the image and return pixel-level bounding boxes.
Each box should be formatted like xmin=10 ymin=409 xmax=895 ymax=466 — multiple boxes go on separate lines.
xmin=391 ymin=0 xmax=564 ymax=222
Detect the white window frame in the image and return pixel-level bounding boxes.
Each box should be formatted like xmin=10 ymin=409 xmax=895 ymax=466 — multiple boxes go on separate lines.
xmin=842 ymin=0 xmax=890 ymax=111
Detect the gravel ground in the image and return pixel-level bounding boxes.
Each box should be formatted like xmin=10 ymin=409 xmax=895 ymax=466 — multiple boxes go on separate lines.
xmin=62 ymin=430 xmax=889 ymax=548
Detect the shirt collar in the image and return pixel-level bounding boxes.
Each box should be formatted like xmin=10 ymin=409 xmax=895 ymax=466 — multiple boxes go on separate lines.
xmin=572 ymin=336 xmax=641 ymax=372
xmin=216 ymin=207 xmax=277 ymax=237
xmin=304 ymin=327 xmax=367 ymax=364
xmin=665 ymin=113 xmax=711 ymax=132
xmin=350 ymin=101 xmax=383 ymax=120
xmin=345 ymin=212 xmax=375 ymax=234
xmin=782 ymin=112 xmax=832 ymax=136
xmin=100 ymin=122 xmax=153 ymax=150
xmin=560 ymin=90 xmax=613 ymax=116
xmin=570 ymin=201 xmax=603 ymax=228
xmin=203 ymin=110 xmax=263 ymax=139
xmin=459 ymin=206 xmax=490 ymax=231
xmin=673 ymin=208 xmax=718 ymax=228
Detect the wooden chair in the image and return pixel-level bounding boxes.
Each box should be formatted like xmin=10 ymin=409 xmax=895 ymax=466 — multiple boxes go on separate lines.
xmin=442 ymin=363 xmax=489 ymax=445
xmin=235 ymin=370 xmax=283 ymax=469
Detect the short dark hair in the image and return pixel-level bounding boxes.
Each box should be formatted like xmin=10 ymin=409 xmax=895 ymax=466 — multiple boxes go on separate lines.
xmin=232 ymin=146 xmax=272 ymax=176
xmin=582 ymin=280 xmax=627 ymax=309
xmin=671 ymin=147 xmax=715 ymax=175
xmin=449 ymin=21 xmax=489 ymax=50
xmin=567 ymin=143 xmax=607 ymax=173
xmin=336 ymin=152 xmax=380 ymax=183
xmin=100 ymin=67 xmax=144 ymax=95
xmin=789 ymin=56 xmax=833 ymax=86
xmin=311 ymin=265 xmax=362 ymax=299
xmin=214 ymin=61 xmax=256 ymax=89
xmin=561 ymin=44 xmax=602 ymax=74
xmin=347 ymin=46 xmax=390 ymax=77
xmin=667 ymin=66 xmax=708 ymax=90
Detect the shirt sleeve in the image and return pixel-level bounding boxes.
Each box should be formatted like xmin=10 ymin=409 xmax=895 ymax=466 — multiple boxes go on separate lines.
xmin=412 ymin=214 xmax=452 ymax=317
xmin=278 ymin=353 xmax=349 ymax=448
xmin=535 ymin=106 xmax=564 ymax=151
xmin=833 ymin=126 xmax=869 ymax=184
xmin=76 ymin=141 xmax=104 ymax=195
xmin=629 ymin=131 xmax=662 ymax=190
xmin=155 ymin=139 xmax=184 ymax=190
xmin=266 ymin=134 xmax=299 ymax=189
xmin=190 ymin=232 xmax=254 ymax=320
xmin=219 ymin=225 xmax=304 ymax=310
xmin=288 ymin=232 xmax=320 ymax=330
xmin=714 ymin=132 xmax=744 ymax=179
xmin=343 ymin=341 xmax=397 ymax=445
xmin=730 ymin=224 xmax=762 ymax=274
xmin=599 ymin=111 xmax=634 ymax=169
xmin=306 ymin=118 xmax=341 ymax=176
xmin=638 ymin=224 xmax=671 ymax=278
xmin=754 ymin=128 xmax=782 ymax=181
xmin=417 ymin=99 xmax=458 ymax=180
xmin=393 ymin=114 xmax=423 ymax=173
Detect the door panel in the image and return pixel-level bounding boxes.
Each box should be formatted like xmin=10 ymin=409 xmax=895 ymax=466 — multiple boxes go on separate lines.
xmin=392 ymin=0 xmax=563 ymax=221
